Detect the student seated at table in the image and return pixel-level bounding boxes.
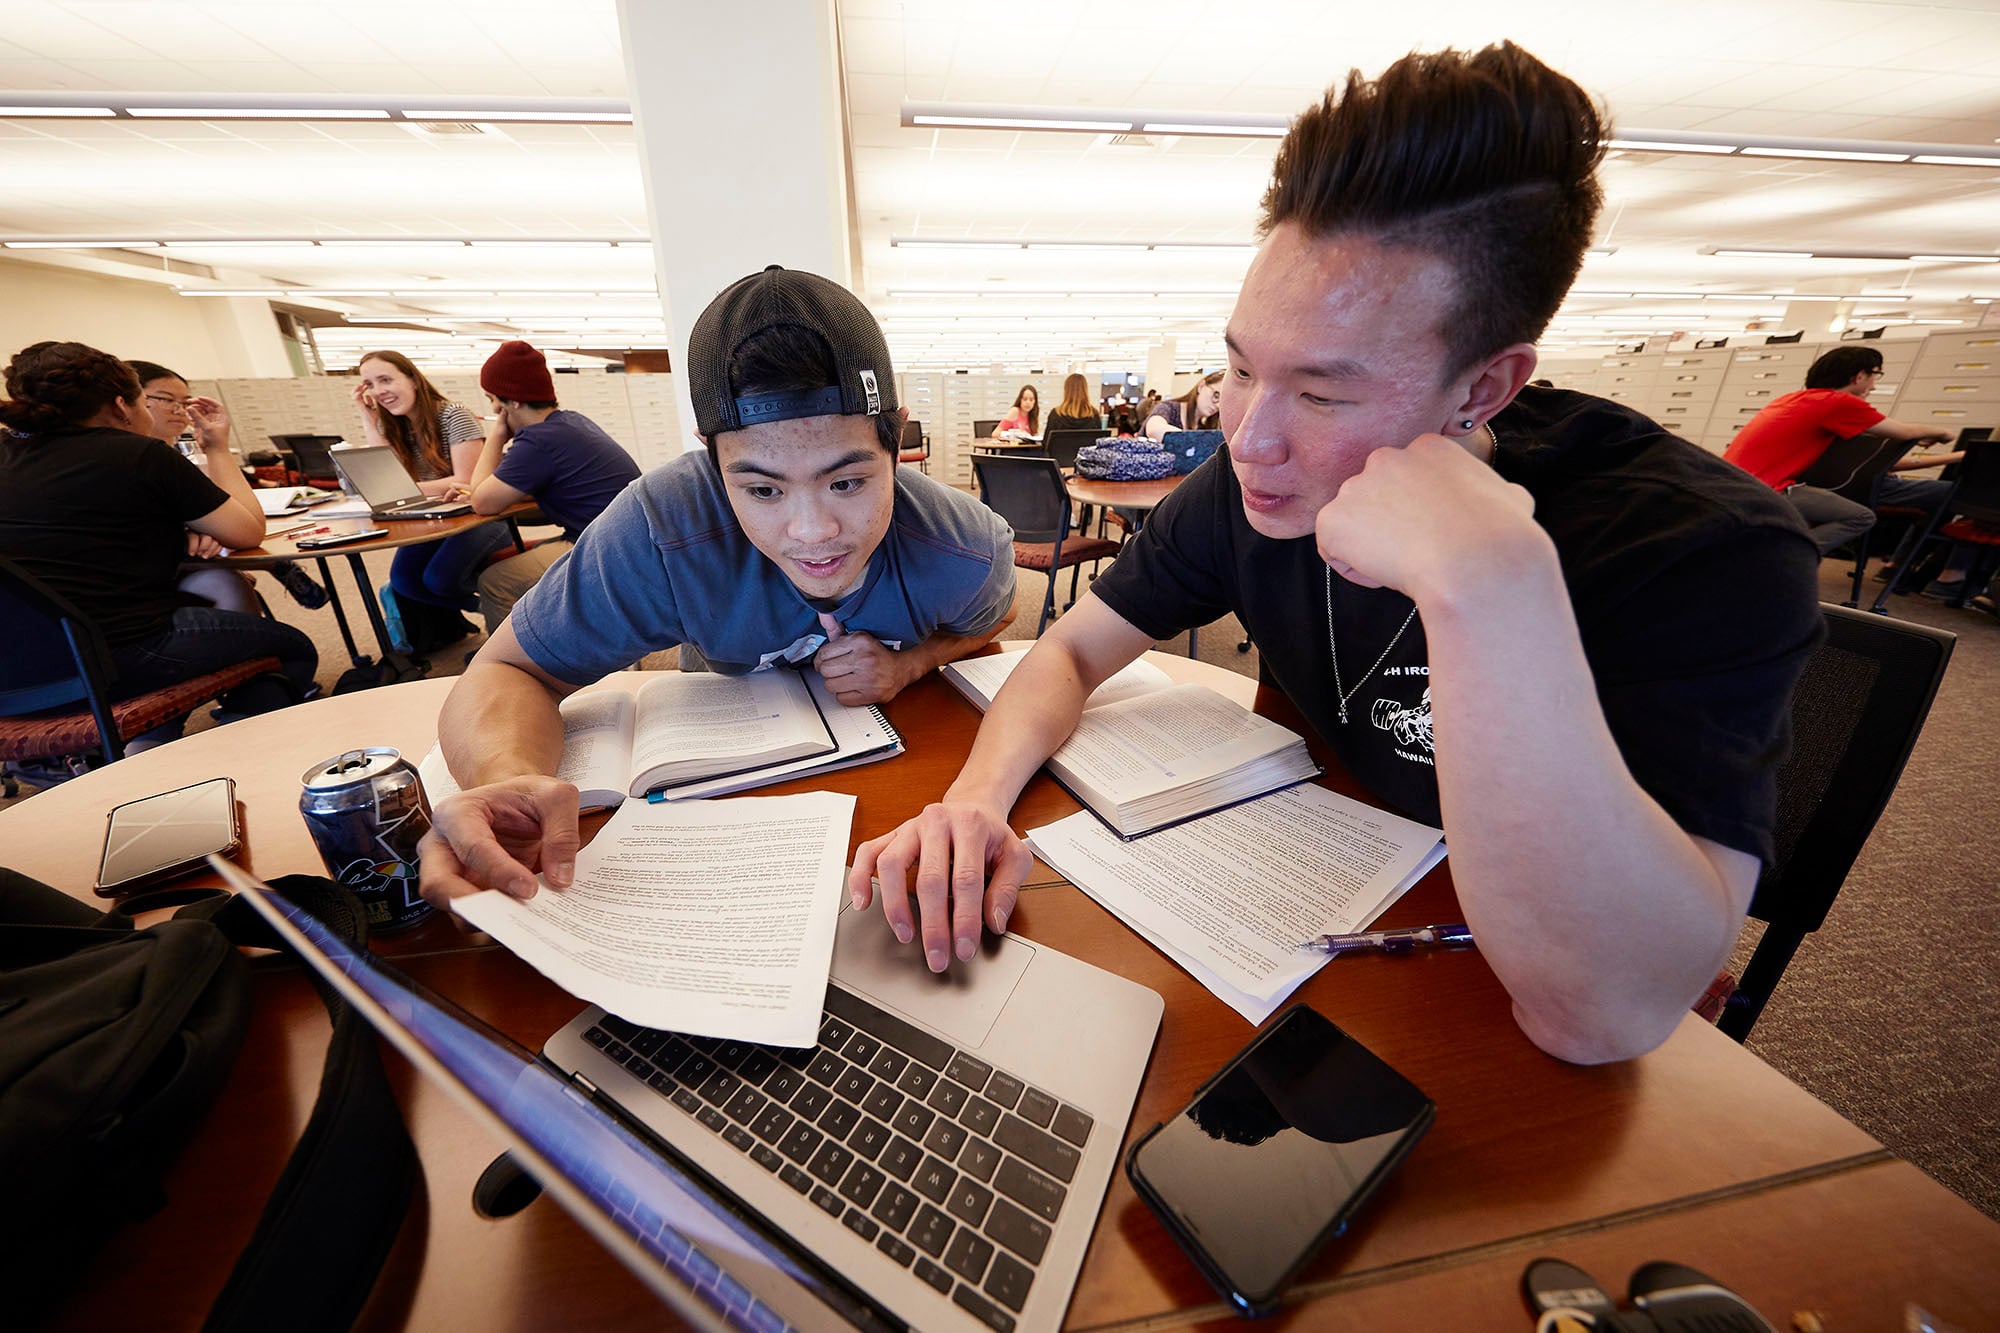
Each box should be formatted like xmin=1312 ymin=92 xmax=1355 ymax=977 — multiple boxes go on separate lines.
xmin=848 ymin=44 xmax=1822 ymax=1066
xmin=352 ymin=349 xmax=513 ymax=623
xmin=0 ymin=341 xmax=318 ymax=733
xmin=465 ymin=340 xmax=642 ymax=633
xmin=128 ymin=359 xmax=329 ymax=616
xmin=995 ymin=384 xmax=1040 ymax=437
xmin=1143 ymin=370 xmax=1223 ymax=441
xmin=417 ymin=267 xmax=1018 ymax=905
xmin=1044 ymin=373 xmax=1103 ymax=438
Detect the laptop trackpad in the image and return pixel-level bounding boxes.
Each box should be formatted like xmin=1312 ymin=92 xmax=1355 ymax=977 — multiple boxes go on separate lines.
xmin=829 ymin=906 xmax=1033 ymax=1052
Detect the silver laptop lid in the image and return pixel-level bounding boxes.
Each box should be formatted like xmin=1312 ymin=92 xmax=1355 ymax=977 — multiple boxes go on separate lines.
xmin=334 ymin=446 xmax=427 ymax=506
xmin=208 ymin=859 xmax=883 ymax=1333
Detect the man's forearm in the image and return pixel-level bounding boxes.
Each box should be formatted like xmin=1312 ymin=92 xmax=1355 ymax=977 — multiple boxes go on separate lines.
xmin=901 ymin=605 xmax=1017 ymax=682
xmin=438 ymin=660 xmax=568 ymax=788
xmin=470 ymin=428 xmax=508 ymax=490
xmin=1419 ymin=545 xmax=1747 ymax=1064
xmin=943 ymin=641 xmax=1091 ymax=816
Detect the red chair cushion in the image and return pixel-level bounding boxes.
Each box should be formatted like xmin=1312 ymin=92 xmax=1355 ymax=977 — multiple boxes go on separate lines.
xmin=1012 ymin=537 xmax=1121 ymax=572
xmin=897 ymin=450 xmax=927 ymax=464
xmin=1939 ymin=518 xmax=2000 ymax=545
xmin=0 ymin=656 xmax=284 ymax=761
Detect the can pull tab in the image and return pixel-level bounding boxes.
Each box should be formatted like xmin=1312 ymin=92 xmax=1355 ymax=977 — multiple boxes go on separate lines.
xmin=333 ymin=749 xmax=371 ymax=774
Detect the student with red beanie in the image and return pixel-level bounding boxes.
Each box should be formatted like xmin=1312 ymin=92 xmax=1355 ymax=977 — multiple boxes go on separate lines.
xmin=466 ymin=341 xmax=642 ymax=631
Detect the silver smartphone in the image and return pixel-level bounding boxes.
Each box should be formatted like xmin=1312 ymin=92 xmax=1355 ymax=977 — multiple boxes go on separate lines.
xmin=95 ymin=776 xmax=241 ymax=896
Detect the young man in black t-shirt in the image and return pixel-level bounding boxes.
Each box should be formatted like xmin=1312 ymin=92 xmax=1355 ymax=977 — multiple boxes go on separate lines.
xmin=849 ymin=45 xmax=1822 ymax=1065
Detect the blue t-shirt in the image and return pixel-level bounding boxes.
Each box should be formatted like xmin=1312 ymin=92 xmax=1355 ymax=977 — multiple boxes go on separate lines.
xmin=493 ymin=409 xmax=642 ymax=541
xmin=511 ymin=450 xmax=1017 ymax=684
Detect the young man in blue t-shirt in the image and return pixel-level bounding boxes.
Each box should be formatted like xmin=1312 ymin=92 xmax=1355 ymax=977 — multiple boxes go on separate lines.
xmin=420 ymin=268 xmax=1018 ymax=908
xmin=465 ymin=340 xmax=643 ymax=631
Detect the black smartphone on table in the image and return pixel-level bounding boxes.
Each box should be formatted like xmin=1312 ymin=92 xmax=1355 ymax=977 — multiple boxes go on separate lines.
xmin=96 ymin=776 xmax=241 ymax=896
xmin=1125 ymin=1004 xmax=1435 ymax=1317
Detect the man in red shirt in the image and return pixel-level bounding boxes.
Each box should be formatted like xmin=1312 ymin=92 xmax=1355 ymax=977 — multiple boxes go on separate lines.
xmin=1724 ymin=345 xmax=1960 ymax=555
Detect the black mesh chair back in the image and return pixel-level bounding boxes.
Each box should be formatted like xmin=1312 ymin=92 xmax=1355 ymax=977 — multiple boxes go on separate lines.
xmin=1042 ymin=429 xmax=1099 ymax=472
xmin=971 ymin=452 xmax=1121 ymax=634
xmin=1942 ymin=431 xmax=2000 ymax=523
xmin=1720 ymin=602 xmax=1954 ymax=1039
xmin=973 ymin=419 xmax=1002 ymax=439
xmin=270 ymin=433 xmax=345 ymax=483
xmin=972 ymin=452 xmax=1066 ymax=544
xmin=1870 ymin=433 xmax=2000 ymax=610
xmin=0 ymin=556 xmax=106 ymax=717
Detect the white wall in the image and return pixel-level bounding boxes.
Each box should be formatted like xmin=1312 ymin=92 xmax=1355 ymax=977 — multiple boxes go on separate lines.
xmin=0 ymin=257 xmax=290 ymax=379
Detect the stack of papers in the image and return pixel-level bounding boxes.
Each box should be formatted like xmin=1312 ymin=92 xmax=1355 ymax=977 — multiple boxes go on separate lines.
xmin=1028 ymin=784 xmax=1445 ymax=1024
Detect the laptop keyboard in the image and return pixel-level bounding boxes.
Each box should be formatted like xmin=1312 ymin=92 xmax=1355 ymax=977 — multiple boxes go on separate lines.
xmin=586 ymin=986 xmax=1095 ymax=1333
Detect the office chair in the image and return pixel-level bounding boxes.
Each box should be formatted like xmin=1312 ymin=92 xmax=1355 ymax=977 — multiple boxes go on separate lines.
xmin=1718 ymin=602 xmax=1954 ymax=1040
xmin=898 ymin=419 xmax=929 ymax=473
xmin=973 ymin=418 xmax=1002 ymax=439
xmin=269 ymin=433 xmax=346 ymax=488
xmin=1874 ymin=433 xmax=2000 ymax=613
xmin=970 ymin=453 xmax=1120 ymax=636
xmin=0 ymin=556 xmax=282 ymax=791
xmin=1041 ymin=428 xmax=1099 ymax=474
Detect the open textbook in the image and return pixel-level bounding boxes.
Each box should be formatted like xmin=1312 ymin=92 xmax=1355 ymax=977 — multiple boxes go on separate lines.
xmin=454 ymin=792 xmax=854 ymax=1044
xmin=942 ymin=646 xmax=1319 ymax=838
xmin=1028 ymin=783 xmax=1445 ymax=1024
xmin=419 ymin=668 xmax=901 ymax=810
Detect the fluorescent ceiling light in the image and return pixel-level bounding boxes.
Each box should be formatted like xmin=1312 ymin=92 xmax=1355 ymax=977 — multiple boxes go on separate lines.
xmin=892 ymin=239 xmax=1023 ymax=251
xmin=1909 ymin=254 xmax=2000 ymax=264
xmin=1149 ymin=243 xmax=1257 ymax=253
xmin=1026 ymin=242 xmax=1148 ymax=252
xmin=2 ymin=239 xmax=158 ymax=248
xmin=1911 ymin=155 xmax=2000 ymax=167
xmin=179 ymin=288 xmax=393 ymax=297
xmin=466 ymin=239 xmax=619 ymax=248
xmin=912 ymin=114 xmax=1131 ymax=132
xmin=1712 ymin=249 xmax=1812 ymax=259
xmin=1138 ymin=121 xmax=1287 ymax=138
xmin=1585 ymin=247 xmax=1618 ymax=256
xmin=450 ymin=110 xmax=633 ymax=123
xmin=0 ymin=105 xmax=116 ymax=117
xmin=161 ymin=239 xmax=316 ymax=248
xmin=128 ymin=107 xmax=391 ymax=120
xmin=317 ymin=239 xmax=469 ymax=248
xmin=1740 ymin=146 xmax=1909 ymax=162
xmin=1607 ymin=138 xmax=1736 ymax=154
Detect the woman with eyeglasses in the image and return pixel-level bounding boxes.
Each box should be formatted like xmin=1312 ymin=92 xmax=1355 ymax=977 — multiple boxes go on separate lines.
xmin=0 ymin=341 xmax=318 ymax=742
xmin=128 ymin=360 xmax=327 ymax=615
xmin=352 ymin=349 xmax=512 ymax=630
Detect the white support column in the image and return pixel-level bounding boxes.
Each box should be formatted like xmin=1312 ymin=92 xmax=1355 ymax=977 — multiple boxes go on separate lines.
xmin=1146 ymin=339 xmax=1177 ymax=400
xmin=618 ymin=0 xmax=852 ymax=452
xmin=198 ymin=297 xmax=294 ymax=378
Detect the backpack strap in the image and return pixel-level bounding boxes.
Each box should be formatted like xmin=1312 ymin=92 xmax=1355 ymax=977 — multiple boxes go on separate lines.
xmin=181 ymin=875 xmax=418 ymax=1333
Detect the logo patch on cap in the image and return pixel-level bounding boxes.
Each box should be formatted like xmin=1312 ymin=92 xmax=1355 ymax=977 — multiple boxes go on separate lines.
xmin=859 ymin=368 xmax=881 ymax=415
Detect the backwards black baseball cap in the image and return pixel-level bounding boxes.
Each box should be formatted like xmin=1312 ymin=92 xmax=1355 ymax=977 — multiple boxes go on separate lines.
xmin=686 ymin=265 xmax=898 ymax=439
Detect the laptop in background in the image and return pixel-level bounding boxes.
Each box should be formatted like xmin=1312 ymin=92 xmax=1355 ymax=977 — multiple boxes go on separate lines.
xmin=1160 ymin=430 xmax=1225 ymax=475
xmin=333 ymin=445 xmax=474 ymax=520
xmin=216 ymin=865 xmax=1164 ymax=1333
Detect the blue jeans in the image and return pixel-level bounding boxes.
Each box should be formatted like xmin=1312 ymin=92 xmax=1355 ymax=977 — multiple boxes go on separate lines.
xmin=389 ymin=524 xmax=515 ymax=611
xmin=109 ymin=606 xmax=319 ymax=735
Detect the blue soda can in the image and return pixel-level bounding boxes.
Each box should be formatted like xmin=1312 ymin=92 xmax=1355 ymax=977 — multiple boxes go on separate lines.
xmin=298 ymin=747 xmax=434 ymax=931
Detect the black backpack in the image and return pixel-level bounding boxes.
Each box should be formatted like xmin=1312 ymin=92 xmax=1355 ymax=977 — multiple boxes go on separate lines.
xmin=0 ymin=868 xmax=417 ymax=1330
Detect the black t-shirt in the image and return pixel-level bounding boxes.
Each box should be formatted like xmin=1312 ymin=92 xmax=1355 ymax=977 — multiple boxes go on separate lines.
xmin=0 ymin=426 xmax=231 ymax=645
xmin=1090 ymin=387 xmax=1823 ymax=865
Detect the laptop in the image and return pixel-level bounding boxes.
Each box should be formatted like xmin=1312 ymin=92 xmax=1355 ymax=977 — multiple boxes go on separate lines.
xmin=1160 ymin=429 xmax=1225 ymax=475
xmin=333 ymin=445 xmax=474 ymax=520
xmin=214 ymin=862 xmax=1164 ymax=1333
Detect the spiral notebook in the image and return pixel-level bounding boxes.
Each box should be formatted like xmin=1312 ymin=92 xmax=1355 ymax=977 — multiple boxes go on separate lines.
xmin=418 ymin=669 xmax=903 ymax=810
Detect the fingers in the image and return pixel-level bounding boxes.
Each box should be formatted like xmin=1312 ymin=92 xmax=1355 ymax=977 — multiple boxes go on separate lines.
xmin=817 ymin=611 xmax=845 ymax=639
xmin=416 ymin=823 xmax=502 ymax=908
xmin=846 ymin=840 xmax=882 ymax=911
xmin=534 ymin=786 xmax=581 ymax=887
xmin=985 ymin=837 xmax=1032 ymax=935
xmin=913 ymin=819 xmax=953 ymax=972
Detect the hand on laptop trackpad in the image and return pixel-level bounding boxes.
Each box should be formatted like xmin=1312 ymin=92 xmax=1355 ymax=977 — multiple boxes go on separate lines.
xmin=831 ymin=904 xmax=1033 ymax=1052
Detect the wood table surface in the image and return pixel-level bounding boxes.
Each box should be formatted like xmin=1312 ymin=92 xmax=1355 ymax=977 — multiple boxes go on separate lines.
xmin=203 ymin=502 xmax=537 ymax=566
xmin=11 ymin=657 xmax=1998 ymax=1330
xmin=1062 ymin=473 xmax=1184 ymax=514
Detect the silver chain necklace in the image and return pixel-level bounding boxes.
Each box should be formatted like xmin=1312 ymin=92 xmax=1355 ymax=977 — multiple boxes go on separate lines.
xmin=1324 ymin=565 xmax=1417 ymax=725
xmin=1321 ymin=423 xmax=1494 ymax=725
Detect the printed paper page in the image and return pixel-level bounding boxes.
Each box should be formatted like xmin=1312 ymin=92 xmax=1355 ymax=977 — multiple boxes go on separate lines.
xmin=1051 ymin=683 xmax=1298 ymax=801
xmin=455 ymin=791 xmax=855 ymax=1045
xmin=660 ymin=671 xmax=902 ymax=800
xmin=945 ymin=646 xmax=1172 ymax=711
xmin=1027 ymin=784 xmax=1443 ymax=1020
xmin=628 ymin=670 xmax=830 ymax=789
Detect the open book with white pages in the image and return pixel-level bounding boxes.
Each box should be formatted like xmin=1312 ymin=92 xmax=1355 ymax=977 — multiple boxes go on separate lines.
xmin=942 ymin=647 xmax=1320 ymax=839
xmin=419 ymin=668 xmax=902 ymax=811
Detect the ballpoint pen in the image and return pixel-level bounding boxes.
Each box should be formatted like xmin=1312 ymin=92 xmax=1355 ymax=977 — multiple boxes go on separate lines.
xmin=1296 ymin=922 xmax=1474 ymax=956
